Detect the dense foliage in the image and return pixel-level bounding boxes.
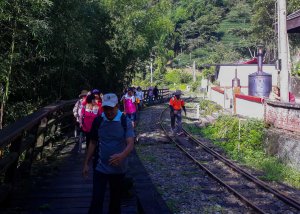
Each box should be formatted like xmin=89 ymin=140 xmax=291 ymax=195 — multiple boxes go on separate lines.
xmin=1 ymin=0 xmax=300 ymax=127
xmin=0 ymin=0 xmax=174 ymax=126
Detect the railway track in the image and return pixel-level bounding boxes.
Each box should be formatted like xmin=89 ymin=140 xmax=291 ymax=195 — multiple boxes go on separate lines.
xmin=159 ymin=105 xmax=300 ymax=214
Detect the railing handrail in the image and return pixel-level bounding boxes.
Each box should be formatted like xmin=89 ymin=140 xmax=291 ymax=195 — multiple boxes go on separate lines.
xmin=0 ymin=100 xmax=76 ymax=148
xmin=0 ymin=99 xmax=77 ymax=205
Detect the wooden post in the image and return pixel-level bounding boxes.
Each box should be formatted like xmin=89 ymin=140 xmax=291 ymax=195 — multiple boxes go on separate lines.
xmin=23 ymin=124 xmax=41 ymax=175
xmin=36 ymin=117 xmax=48 ymax=160
xmin=4 ymin=136 xmax=23 ymax=184
xmin=233 ymin=87 xmax=241 ymax=114
xmin=193 ymin=61 xmax=196 ymax=82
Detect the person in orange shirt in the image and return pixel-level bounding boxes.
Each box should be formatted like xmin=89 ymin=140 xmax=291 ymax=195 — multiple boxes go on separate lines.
xmin=169 ymin=90 xmax=186 ymax=136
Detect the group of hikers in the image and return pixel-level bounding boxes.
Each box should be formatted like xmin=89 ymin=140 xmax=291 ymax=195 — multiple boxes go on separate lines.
xmin=73 ymin=86 xmax=186 ymax=214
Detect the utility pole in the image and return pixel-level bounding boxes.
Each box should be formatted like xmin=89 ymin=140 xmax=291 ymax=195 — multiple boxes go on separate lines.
xmin=277 ymin=2 xmax=281 ymax=61
xmin=278 ymin=0 xmax=289 ymax=102
xmin=193 ymin=61 xmax=196 ymax=82
xmin=150 ymin=59 xmax=153 ymax=85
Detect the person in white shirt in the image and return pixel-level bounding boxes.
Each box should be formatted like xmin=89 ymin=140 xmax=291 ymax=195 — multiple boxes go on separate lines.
xmin=135 ymin=87 xmax=144 ymax=110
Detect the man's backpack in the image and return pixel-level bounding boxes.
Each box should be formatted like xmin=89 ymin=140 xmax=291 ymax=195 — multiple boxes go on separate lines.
xmin=93 ymin=113 xmax=127 ymax=133
xmin=92 ymin=113 xmax=127 ymax=168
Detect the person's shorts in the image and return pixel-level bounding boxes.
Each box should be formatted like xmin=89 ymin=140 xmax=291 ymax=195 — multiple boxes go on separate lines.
xmin=126 ymin=112 xmax=137 ymax=122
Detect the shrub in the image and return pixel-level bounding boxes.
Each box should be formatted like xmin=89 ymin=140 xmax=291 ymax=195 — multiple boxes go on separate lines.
xmin=165 ymin=69 xmax=181 ymax=84
xmin=199 ymin=100 xmax=222 ymax=116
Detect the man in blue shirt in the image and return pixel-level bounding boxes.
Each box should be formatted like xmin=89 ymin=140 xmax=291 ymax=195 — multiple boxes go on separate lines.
xmin=83 ymin=93 xmax=135 ymax=214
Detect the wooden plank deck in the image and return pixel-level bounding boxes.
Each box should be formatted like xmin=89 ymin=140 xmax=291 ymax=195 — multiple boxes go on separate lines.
xmin=7 ymin=140 xmax=171 ymax=214
xmin=9 ymin=141 xmax=138 ymax=214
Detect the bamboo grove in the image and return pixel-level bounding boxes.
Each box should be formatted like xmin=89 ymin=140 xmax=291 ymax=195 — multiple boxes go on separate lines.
xmin=0 ymin=0 xmax=300 ymax=127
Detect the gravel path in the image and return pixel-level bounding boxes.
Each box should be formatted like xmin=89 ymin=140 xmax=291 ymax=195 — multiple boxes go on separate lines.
xmin=135 ymin=103 xmax=252 ymax=214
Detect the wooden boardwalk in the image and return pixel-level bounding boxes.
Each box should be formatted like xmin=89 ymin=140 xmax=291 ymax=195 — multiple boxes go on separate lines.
xmin=9 ymin=140 xmax=138 ymax=214
xmin=8 ymin=138 xmax=171 ymax=214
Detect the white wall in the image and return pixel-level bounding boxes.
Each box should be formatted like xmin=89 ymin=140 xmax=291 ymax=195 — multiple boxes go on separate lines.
xmin=235 ymin=98 xmax=264 ymax=119
xmin=218 ymin=65 xmax=278 ymax=87
xmin=210 ymin=88 xmax=225 ymax=108
xmin=241 ymin=87 xmax=248 ymax=94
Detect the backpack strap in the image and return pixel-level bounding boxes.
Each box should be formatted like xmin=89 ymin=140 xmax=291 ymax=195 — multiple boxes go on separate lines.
xmin=96 ymin=114 xmax=127 ymax=134
xmin=95 ymin=116 xmax=104 ymax=130
xmin=121 ymin=113 xmax=127 ymax=133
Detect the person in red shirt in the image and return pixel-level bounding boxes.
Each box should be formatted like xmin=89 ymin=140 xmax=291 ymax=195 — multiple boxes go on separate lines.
xmin=169 ymin=90 xmax=186 ymax=136
xmin=80 ymin=94 xmax=102 ymax=150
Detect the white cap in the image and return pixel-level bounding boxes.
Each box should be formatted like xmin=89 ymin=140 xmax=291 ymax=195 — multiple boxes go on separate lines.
xmin=102 ymin=93 xmax=118 ymax=107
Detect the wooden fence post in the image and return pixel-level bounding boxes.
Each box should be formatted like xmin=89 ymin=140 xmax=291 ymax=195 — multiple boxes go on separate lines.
xmin=22 ymin=124 xmax=41 ymax=175
xmin=36 ymin=117 xmax=48 ymax=160
xmin=4 ymin=135 xmax=23 ymax=184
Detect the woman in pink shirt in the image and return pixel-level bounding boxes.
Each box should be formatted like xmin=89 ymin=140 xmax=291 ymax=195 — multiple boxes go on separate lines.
xmin=80 ymin=94 xmax=101 ymax=149
xmin=121 ymin=88 xmax=137 ymax=127
xmin=92 ymin=89 xmax=103 ymax=114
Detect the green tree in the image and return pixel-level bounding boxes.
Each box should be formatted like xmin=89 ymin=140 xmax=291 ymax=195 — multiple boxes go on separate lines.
xmin=0 ymin=0 xmax=52 ymax=128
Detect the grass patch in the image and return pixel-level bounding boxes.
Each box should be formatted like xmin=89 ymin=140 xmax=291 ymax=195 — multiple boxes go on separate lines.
xmin=199 ymin=100 xmax=222 ymax=116
xmin=186 ymin=115 xmax=300 ymax=188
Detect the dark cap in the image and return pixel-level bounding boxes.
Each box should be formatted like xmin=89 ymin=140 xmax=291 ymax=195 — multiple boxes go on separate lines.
xmin=173 ymin=90 xmax=183 ymax=96
xmin=92 ymin=89 xmax=101 ymax=95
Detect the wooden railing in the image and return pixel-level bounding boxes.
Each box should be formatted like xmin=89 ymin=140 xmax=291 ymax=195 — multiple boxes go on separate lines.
xmin=143 ymin=88 xmax=172 ymax=105
xmin=0 ymin=100 xmax=76 ymax=204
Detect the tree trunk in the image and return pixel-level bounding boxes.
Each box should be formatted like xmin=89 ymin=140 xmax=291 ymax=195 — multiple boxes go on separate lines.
xmin=0 ymin=102 xmax=4 ymax=130
xmin=0 ymin=16 xmax=16 ymax=129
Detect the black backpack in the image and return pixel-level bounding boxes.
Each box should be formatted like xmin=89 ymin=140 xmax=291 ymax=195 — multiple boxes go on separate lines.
xmin=93 ymin=113 xmax=127 ymax=134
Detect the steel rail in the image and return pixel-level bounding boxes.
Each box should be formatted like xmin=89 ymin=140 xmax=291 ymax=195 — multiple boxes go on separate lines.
xmin=182 ymin=128 xmax=300 ymax=211
xmin=159 ymin=106 xmax=265 ymax=214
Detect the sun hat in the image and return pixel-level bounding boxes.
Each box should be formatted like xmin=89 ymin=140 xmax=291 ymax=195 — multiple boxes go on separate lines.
xmin=78 ymin=90 xmax=88 ymax=98
xmin=102 ymin=93 xmax=118 ymax=107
